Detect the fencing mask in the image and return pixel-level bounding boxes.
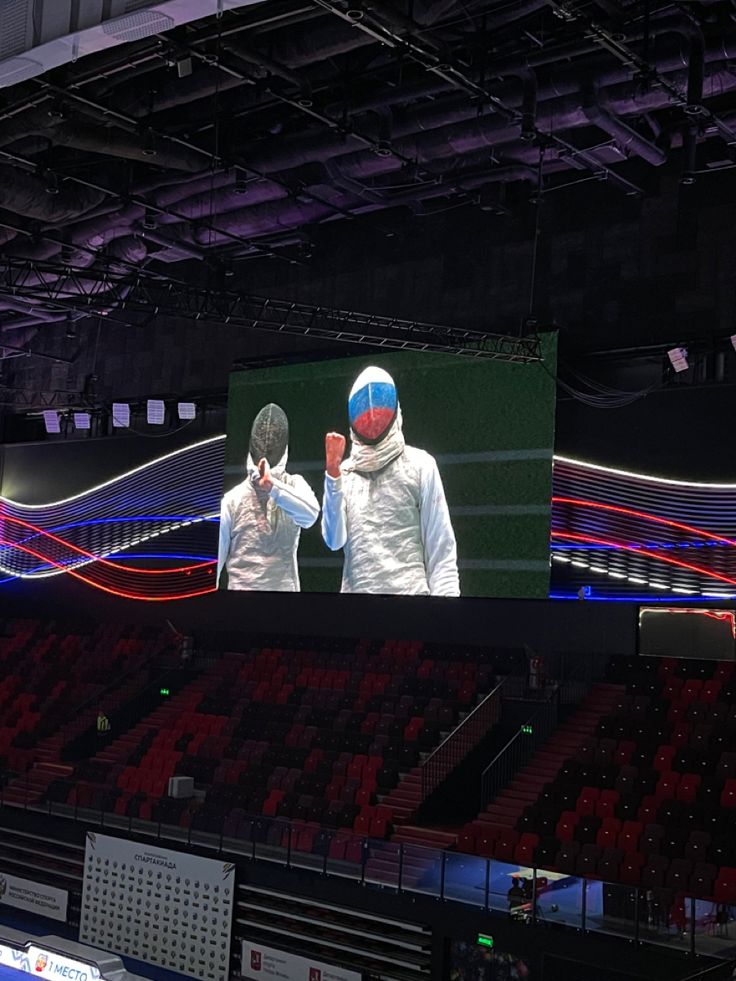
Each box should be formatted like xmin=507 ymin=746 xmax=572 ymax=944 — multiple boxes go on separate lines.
xmin=249 ymin=403 xmax=289 ymax=466
xmin=348 ymin=366 xmax=398 ymax=444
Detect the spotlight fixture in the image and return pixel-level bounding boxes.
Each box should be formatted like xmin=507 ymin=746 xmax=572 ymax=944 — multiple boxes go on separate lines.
xmin=142 ymin=128 xmax=157 ymax=157
xmin=477 ymin=185 xmax=510 ymax=215
xmin=46 ymin=99 xmax=65 ymax=119
xmin=374 ymin=140 xmax=392 ymax=157
xmin=177 ymin=402 xmax=196 ymax=420
xmin=146 ymin=399 xmax=166 ymax=425
xmin=73 ymin=411 xmax=91 ymax=430
xmin=297 ymin=86 xmax=313 ymax=108
xmin=667 ymin=347 xmax=690 ymax=373
xmin=234 ymin=176 xmax=249 ymax=195
xmin=65 ymin=313 xmax=76 ymax=339
xmin=112 ymin=402 xmax=130 ymax=428
xmin=44 ymin=170 xmax=59 ymax=195
xmin=520 ymin=120 xmax=536 ymax=143
xmin=143 ymin=209 xmax=156 ymax=230
xmin=43 ymin=410 xmax=60 ymax=434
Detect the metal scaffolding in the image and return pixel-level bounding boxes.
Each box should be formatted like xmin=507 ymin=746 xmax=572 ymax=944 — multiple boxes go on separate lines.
xmin=0 ymin=259 xmax=542 ymax=363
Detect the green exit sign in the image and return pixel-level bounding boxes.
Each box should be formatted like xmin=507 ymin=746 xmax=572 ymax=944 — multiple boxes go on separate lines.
xmin=160 ymin=687 xmax=170 ymax=696
xmin=521 ymin=724 xmax=533 ymax=735
xmin=476 ymin=934 xmax=494 ymax=949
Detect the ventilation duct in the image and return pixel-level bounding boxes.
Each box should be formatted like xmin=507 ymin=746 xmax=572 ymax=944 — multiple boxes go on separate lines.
xmin=0 ymin=0 xmax=267 ymax=91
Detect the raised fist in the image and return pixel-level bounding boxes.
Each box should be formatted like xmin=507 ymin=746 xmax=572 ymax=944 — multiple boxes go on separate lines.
xmin=257 ymin=457 xmax=273 ymax=492
xmin=325 ymin=432 xmax=346 ymax=478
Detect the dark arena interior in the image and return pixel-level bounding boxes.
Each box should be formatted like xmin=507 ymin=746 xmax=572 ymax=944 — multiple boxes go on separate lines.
xmin=3 ymin=1 xmax=736 ymax=981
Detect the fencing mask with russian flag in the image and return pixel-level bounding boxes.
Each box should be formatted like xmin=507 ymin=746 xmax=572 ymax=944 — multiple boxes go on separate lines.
xmin=348 ymin=366 xmax=398 ymax=445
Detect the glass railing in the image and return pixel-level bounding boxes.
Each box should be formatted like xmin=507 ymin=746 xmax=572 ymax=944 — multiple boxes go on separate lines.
xmin=1 ymin=779 xmax=735 ymax=963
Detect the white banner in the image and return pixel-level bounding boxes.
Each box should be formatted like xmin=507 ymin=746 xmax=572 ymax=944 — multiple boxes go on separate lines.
xmin=80 ymin=833 xmax=234 ymax=981
xmin=0 ymin=873 xmax=68 ymax=923
xmin=241 ymin=941 xmax=361 ymax=981
xmin=0 ymin=942 xmax=100 ymax=981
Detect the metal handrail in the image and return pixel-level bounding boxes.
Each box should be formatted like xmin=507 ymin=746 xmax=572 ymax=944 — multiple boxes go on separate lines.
xmin=421 ymin=677 xmax=506 ymax=799
xmin=677 ymin=960 xmax=733 ymax=981
xmin=480 ymin=689 xmax=558 ymax=808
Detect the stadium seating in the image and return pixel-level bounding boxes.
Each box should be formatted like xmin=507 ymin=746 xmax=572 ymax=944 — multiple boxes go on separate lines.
xmin=462 ymin=654 xmax=736 ymax=904
xmin=0 ymin=619 xmax=178 ymax=805
xmin=41 ymin=639 xmax=520 ymax=841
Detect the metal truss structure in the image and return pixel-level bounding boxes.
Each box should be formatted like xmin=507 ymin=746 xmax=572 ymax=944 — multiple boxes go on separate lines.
xmin=0 ymin=258 xmax=542 ymax=363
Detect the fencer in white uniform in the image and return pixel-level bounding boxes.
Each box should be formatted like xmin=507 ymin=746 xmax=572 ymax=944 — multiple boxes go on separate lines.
xmin=217 ymin=403 xmax=319 ymax=591
xmin=321 ymin=366 xmax=459 ymax=596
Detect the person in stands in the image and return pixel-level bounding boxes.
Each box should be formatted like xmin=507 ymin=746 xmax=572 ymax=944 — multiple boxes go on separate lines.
xmin=96 ymin=707 xmax=111 ymax=738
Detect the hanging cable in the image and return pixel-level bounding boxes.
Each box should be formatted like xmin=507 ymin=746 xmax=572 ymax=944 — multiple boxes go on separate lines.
xmin=527 ymin=144 xmax=545 ymax=323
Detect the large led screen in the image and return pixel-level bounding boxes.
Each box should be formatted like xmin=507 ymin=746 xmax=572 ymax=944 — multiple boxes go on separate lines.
xmin=220 ymin=339 xmax=557 ymax=598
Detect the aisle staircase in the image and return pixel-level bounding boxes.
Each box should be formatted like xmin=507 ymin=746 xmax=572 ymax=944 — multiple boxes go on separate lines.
xmin=473 ymin=682 xmax=623 ymax=831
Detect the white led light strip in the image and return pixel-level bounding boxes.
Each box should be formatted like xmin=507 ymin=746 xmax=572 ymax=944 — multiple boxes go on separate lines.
xmin=1 ymin=434 xmax=226 ymax=508
xmin=554 ymin=455 xmax=736 ymax=489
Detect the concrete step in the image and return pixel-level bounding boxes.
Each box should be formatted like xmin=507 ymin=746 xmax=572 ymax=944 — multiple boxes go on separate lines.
xmin=392 ymin=826 xmax=457 ymax=848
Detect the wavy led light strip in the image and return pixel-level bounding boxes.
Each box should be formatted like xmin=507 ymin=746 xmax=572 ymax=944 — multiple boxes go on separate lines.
xmin=1 ymin=435 xmax=226 ymax=508
xmin=551 ymin=456 xmax=736 ymax=598
xmin=0 ymin=436 xmax=225 ymax=598
xmin=555 ymin=456 xmax=736 ymax=489
xmin=1 ymin=444 xmax=734 ymax=601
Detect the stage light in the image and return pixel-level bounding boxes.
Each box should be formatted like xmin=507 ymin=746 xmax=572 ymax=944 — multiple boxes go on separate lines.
xmin=147 ymin=399 xmax=166 ymax=425
xmin=73 ymin=412 xmax=91 ymax=430
xmin=112 ymin=403 xmax=130 ymax=428
xmin=142 ymin=128 xmax=157 ymax=157
xmin=177 ymin=402 xmax=196 ymax=420
xmin=234 ymin=176 xmax=249 ymax=195
xmin=297 ymin=85 xmax=313 ymax=108
xmin=667 ymin=347 xmax=689 ymax=373
xmin=44 ymin=171 xmax=59 ymax=195
xmin=46 ymin=99 xmax=65 ymax=119
xmin=143 ymin=209 xmax=156 ymax=229
xmin=65 ymin=314 xmax=76 ymax=339
xmin=43 ymin=410 xmax=60 ymax=434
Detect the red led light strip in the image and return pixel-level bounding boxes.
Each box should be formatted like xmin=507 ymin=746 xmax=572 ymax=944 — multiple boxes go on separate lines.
xmin=552 ymin=497 xmax=736 ymax=547
xmin=0 ymin=537 xmax=216 ymax=602
xmin=0 ymin=513 xmax=216 ymax=575
xmin=552 ymin=531 xmax=736 ymax=585
xmin=640 ymin=607 xmax=736 ymax=639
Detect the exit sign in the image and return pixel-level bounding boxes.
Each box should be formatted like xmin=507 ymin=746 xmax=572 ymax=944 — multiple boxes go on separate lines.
xmin=476 ymin=934 xmax=494 ymax=948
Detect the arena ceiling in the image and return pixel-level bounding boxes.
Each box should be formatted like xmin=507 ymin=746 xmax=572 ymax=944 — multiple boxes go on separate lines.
xmin=1 ymin=0 xmax=736 ymax=411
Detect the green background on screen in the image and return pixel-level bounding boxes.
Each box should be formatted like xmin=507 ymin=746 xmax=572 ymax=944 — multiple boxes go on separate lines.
xmin=223 ymin=333 xmax=557 ymax=597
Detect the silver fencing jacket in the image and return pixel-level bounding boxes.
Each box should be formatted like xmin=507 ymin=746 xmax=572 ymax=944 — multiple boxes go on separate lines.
xmin=322 ymin=445 xmax=460 ymax=596
xmin=217 ymin=454 xmax=319 ymax=592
